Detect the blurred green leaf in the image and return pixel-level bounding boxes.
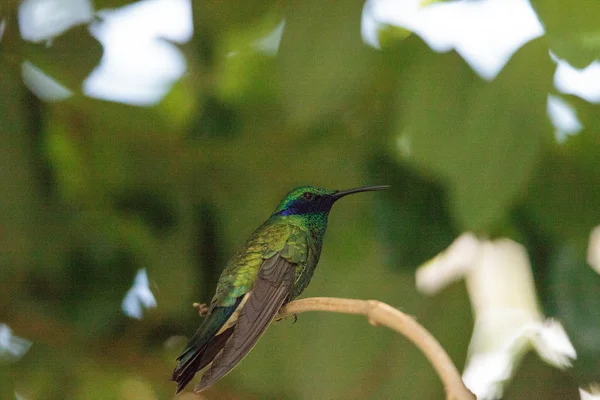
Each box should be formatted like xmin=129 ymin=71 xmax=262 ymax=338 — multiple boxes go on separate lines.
xmin=395 ymin=38 xmax=553 ymax=230
xmin=531 ymin=0 xmax=600 ymax=67
xmin=193 ymin=0 xmax=278 ymax=30
xmin=189 ymin=94 xmax=240 ymax=139
xmin=19 ymin=24 xmax=102 ymax=90
xmin=524 ymin=142 xmax=600 ymax=241
xmin=278 ymin=0 xmax=375 ymax=124
xmin=0 ymin=63 xmax=38 ymax=275
xmin=43 ymin=124 xmax=91 ymax=203
xmin=548 ymin=242 xmax=600 ymax=385
xmin=557 ymin=95 xmax=600 ymax=170
xmin=369 ymin=156 xmax=456 ymax=269
xmin=215 ymin=21 xmax=282 ymax=106
xmin=114 ymin=188 xmax=178 ymax=236
xmin=506 ymin=352 xmax=581 ymax=400
xmin=0 ymin=0 xmax=20 ymax=16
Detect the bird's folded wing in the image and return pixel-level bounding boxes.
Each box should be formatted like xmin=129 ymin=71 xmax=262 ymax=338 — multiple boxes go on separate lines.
xmin=195 ymin=253 xmax=296 ymax=392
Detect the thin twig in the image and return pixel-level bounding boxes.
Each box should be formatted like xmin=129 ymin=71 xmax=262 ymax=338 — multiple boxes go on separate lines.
xmin=277 ymin=297 xmax=476 ymax=400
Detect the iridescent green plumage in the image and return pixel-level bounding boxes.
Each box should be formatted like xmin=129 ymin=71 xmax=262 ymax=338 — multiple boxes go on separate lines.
xmin=172 ymin=185 xmax=388 ymax=393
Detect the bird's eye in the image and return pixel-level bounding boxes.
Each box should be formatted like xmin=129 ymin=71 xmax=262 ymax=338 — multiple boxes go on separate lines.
xmin=302 ymin=192 xmax=314 ymax=200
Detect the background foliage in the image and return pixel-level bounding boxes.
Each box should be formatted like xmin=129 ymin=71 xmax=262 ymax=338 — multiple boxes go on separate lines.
xmin=1 ymin=0 xmax=599 ymax=399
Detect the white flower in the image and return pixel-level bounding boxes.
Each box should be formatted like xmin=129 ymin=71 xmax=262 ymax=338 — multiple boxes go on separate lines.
xmin=0 ymin=323 xmax=32 ymax=362
xmin=122 ymin=269 xmax=157 ymax=320
xmin=363 ymin=0 xmax=544 ymax=80
xmin=19 ymin=0 xmax=94 ymax=42
xmin=587 ymin=226 xmax=600 ymax=275
xmin=580 ymin=387 xmax=600 ymax=400
xmin=416 ymin=233 xmax=577 ymax=400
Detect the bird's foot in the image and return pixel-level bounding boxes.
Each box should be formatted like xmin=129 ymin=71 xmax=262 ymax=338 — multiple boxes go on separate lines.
xmin=274 ymin=313 xmax=298 ymax=323
xmin=192 ymin=302 xmax=209 ymax=317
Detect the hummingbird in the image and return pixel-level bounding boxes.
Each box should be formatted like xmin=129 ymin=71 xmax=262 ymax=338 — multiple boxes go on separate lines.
xmin=172 ymin=185 xmax=389 ymax=393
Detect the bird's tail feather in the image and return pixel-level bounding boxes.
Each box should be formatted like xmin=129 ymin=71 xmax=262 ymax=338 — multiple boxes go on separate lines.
xmin=172 ymin=302 xmax=239 ymax=393
xmin=172 ymin=326 xmax=234 ymax=393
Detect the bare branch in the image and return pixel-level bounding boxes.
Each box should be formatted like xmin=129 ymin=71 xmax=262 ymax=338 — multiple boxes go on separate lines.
xmin=277 ymin=297 xmax=476 ymax=400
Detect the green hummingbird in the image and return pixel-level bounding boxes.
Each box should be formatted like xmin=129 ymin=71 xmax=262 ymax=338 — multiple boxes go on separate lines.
xmin=172 ymin=185 xmax=389 ymax=393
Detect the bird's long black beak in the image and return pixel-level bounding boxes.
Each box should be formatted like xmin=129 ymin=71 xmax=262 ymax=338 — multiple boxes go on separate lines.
xmin=331 ymin=185 xmax=389 ymax=201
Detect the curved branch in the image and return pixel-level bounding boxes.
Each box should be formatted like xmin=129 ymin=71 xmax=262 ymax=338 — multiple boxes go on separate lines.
xmin=277 ymin=297 xmax=476 ymax=400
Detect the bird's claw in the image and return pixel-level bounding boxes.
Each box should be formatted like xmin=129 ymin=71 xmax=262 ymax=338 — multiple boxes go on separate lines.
xmin=192 ymin=302 xmax=209 ymax=317
xmin=274 ymin=313 xmax=298 ymax=324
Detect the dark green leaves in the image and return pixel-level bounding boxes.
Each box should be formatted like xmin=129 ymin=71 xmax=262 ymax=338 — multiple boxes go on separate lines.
xmin=369 ymin=156 xmax=456 ymax=269
xmin=279 ymin=0 xmax=374 ymax=124
xmin=525 ymin=147 xmax=600 ymax=241
xmin=393 ymin=38 xmax=554 ymax=231
xmin=548 ymin=243 xmax=600 ymax=384
xmin=1 ymin=11 xmax=102 ymax=95
xmin=19 ymin=24 xmax=103 ymax=90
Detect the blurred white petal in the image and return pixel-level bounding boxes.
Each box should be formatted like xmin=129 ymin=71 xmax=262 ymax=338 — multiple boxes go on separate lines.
xmin=253 ymin=19 xmax=285 ymax=55
xmin=466 ymin=240 xmax=540 ymax=317
xmin=19 ymin=0 xmax=93 ymax=42
xmin=122 ymin=268 xmax=157 ymax=320
xmin=531 ymin=319 xmax=576 ymax=368
xmin=547 ymin=95 xmax=583 ymax=143
xmin=464 ymin=317 xmax=574 ymax=399
xmin=587 ymin=226 xmax=600 ymax=274
xmin=396 ymin=134 xmax=412 ymax=158
xmin=83 ymin=0 xmax=193 ymax=106
xmin=0 ymin=323 xmax=32 ymax=362
xmin=0 ymin=19 xmax=6 ymax=42
xmin=462 ymin=351 xmax=512 ymax=400
xmin=416 ymin=232 xmax=480 ymax=295
xmin=418 ymin=235 xmax=577 ymax=399
xmin=22 ymin=60 xmax=73 ymax=101
xmin=363 ymin=0 xmax=544 ymax=80
xmin=555 ymin=59 xmax=600 ymax=104
xmin=580 ymin=387 xmax=600 ymax=400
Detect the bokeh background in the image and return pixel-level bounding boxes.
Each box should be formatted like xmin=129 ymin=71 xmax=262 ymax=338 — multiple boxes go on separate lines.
xmin=1 ymin=0 xmax=599 ymax=399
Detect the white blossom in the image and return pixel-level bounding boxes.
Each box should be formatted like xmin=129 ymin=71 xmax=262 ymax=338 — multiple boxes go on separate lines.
xmin=416 ymin=233 xmax=576 ymax=399
xmin=0 ymin=323 xmax=32 ymax=362
xmin=587 ymin=226 xmax=600 ymax=275
xmin=122 ymin=269 xmax=157 ymax=320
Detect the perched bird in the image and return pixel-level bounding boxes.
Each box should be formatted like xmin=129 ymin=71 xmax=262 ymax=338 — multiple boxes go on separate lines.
xmin=172 ymin=185 xmax=389 ymax=393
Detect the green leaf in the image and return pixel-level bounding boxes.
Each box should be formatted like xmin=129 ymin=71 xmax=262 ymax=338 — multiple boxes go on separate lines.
xmin=369 ymin=156 xmax=456 ymax=269
xmin=0 ymin=64 xmax=38 ymax=275
xmin=522 ymin=95 xmax=600 ymax=241
xmin=556 ymin=95 xmax=600 ymax=171
xmin=531 ymin=0 xmax=600 ymax=68
xmin=0 ymin=0 xmax=20 ymax=17
xmin=214 ymin=15 xmax=283 ymax=106
xmin=192 ymin=0 xmax=278 ymax=30
xmin=395 ymin=38 xmax=553 ymax=230
xmin=19 ymin=24 xmax=103 ymax=91
xmin=548 ymin=242 xmax=600 ymax=385
xmin=524 ymin=142 xmax=600 ymax=241
xmin=278 ymin=0 xmax=374 ymax=124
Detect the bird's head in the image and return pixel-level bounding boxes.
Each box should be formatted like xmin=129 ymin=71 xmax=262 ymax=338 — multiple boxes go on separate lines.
xmin=273 ymin=185 xmax=389 ymax=217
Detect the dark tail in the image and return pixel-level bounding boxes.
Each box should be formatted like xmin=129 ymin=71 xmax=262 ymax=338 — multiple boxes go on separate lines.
xmin=172 ymin=303 xmax=238 ymax=393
